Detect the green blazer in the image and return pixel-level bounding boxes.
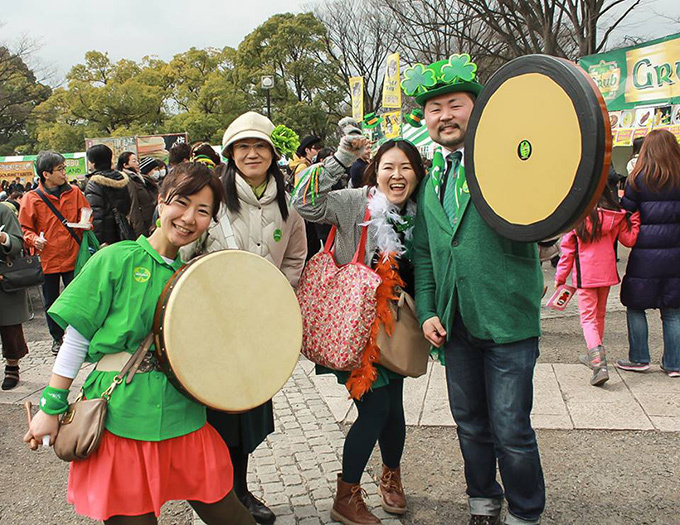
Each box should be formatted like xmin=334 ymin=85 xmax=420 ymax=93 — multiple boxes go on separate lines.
xmin=412 ymin=170 xmax=542 ymax=356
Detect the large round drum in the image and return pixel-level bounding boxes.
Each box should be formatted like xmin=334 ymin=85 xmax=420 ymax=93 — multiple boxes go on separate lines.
xmin=465 ymin=55 xmax=611 ymax=242
xmin=153 ymin=250 xmax=302 ymax=412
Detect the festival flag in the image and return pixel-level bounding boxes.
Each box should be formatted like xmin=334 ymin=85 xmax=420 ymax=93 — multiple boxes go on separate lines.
xmin=349 ymin=77 xmax=364 ymax=122
xmin=382 ymin=53 xmax=402 ymax=109
xmin=381 ymin=110 xmax=402 ymax=139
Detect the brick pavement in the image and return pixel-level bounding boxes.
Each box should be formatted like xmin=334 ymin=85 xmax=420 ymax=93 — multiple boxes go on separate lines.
xmin=0 ymin=340 xmax=403 ymax=525
xmin=3 ymin=245 xmax=678 ymax=524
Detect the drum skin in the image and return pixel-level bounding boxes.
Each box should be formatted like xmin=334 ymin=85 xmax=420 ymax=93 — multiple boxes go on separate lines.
xmin=465 ymin=54 xmax=611 ymax=242
xmin=153 ymin=250 xmax=302 ymax=412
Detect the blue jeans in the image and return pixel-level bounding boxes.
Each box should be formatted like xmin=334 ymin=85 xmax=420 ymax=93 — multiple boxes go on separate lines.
xmin=444 ymin=317 xmax=545 ymax=524
xmin=627 ymin=308 xmax=680 ymax=372
xmin=42 ymin=271 xmax=74 ymax=342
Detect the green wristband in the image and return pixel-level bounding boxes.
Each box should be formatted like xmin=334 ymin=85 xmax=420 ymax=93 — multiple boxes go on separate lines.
xmin=39 ymin=386 xmax=70 ymax=415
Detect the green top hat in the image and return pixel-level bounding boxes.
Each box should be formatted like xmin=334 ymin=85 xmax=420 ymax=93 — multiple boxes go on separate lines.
xmin=401 ymin=54 xmax=483 ymax=106
xmin=404 ymin=109 xmax=424 ymax=127
xmin=363 ymin=112 xmax=383 ymax=129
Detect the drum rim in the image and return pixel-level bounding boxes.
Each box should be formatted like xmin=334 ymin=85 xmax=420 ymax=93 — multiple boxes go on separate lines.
xmin=153 ymin=250 xmax=302 ymax=412
xmin=464 ymin=54 xmax=611 ymax=242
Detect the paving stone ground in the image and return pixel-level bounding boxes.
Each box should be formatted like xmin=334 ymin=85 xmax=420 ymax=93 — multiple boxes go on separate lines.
xmin=3 ymin=246 xmax=678 ymax=524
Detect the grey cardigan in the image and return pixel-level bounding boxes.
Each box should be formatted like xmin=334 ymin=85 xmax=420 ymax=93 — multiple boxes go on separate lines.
xmin=291 ymin=156 xmax=380 ymax=266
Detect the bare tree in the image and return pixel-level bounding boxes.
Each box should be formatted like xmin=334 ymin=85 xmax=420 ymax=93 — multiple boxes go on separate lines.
xmin=315 ymin=0 xmax=400 ymax=113
xmin=382 ymin=0 xmax=507 ymax=79
xmin=382 ymin=0 xmax=647 ymax=70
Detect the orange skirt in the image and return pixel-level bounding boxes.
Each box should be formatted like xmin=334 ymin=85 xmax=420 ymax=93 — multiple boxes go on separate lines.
xmin=68 ymin=424 xmax=233 ymax=521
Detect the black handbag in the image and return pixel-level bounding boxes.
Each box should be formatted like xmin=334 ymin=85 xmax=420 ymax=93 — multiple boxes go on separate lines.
xmin=0 ymin=252 xmax=44 ymax=292
xmin=112 ymin=207 xmax=134 ymax=241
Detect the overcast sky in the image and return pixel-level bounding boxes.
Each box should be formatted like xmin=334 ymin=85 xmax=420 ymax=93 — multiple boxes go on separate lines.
xmin=1 ymin=0 xmax=678 ymax=84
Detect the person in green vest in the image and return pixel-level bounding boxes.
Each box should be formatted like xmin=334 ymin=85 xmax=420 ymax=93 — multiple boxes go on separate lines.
xmin=404 ymin=55 xmax=545 ymax=525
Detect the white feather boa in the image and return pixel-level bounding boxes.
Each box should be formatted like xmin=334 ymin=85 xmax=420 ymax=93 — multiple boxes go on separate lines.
xmin=364 ymin=188 xmax=416 ymax=261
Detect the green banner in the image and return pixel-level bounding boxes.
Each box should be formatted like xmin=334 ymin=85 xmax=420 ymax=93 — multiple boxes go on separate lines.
xmin=579 ymin=33 xmax=680 ymax=111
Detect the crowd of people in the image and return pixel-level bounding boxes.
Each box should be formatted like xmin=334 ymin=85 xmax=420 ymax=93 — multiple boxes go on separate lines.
xmin=0 ymin=52 xmax=677 ymax=525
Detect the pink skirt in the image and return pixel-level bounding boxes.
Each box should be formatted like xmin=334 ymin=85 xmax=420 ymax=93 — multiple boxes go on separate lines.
xmin=68 ymin=424 xmax=233 ymax=521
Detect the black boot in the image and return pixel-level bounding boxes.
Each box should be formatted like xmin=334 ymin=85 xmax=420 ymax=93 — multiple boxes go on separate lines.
xmin=229 ymin=446 xmax=276 ymax=524
xmin=2 ymin=365 xmax=19 ymax=390
xmin=239 ymin=491 xmax=276 ymax=524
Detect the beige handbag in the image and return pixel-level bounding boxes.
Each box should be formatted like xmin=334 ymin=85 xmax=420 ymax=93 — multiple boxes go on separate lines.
xmin=53 ymin=334 xmax=154 ymax=462
xmin=377 ymin=290 xmax=430 ymax=378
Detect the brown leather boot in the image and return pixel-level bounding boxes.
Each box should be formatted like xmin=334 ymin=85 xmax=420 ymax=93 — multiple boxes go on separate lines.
xmin=379 ymin=465 xmax=407 ymax=515
xmin=330 ymin=474 xmax=382 ymax=525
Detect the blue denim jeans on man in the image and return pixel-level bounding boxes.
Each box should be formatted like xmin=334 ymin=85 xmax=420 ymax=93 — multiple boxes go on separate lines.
xmin=627 ymin=307 xmax=680 ymax=371
xmin=444 ymin=316 xmax=545 ymax=524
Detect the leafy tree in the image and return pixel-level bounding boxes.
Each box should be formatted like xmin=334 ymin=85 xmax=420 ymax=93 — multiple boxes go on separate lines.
xmin=0 ymin=44 xmax=51 ymax=154
xmin=234 ymin=12 xmax=345 ymax=139
xmin=34 ymin=51 xmax=167 ymax=151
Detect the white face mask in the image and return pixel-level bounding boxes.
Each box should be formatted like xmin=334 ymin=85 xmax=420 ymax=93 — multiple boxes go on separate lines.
xmin=152 ymin=169 xmax=166 ymax=181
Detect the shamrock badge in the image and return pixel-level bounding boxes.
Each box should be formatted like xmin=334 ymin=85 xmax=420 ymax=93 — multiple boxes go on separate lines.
xmin=273 ymin=229 xmax=282 ymax=242
xmin=401 ymin=63 xmax=437 ymax=96
xmin=440 ymin=54 xmax=477 ymax=84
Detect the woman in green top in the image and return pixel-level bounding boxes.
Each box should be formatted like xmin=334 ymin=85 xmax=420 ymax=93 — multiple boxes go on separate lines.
xmin=291 ymin=120 xmax=427 ymax=525
xmin=24 ymin=163 xmax=255 ymax=525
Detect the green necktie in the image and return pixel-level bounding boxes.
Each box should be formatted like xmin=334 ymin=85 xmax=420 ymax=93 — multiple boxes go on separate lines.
xmin=442 ymin=151 xmax=463 ymax=226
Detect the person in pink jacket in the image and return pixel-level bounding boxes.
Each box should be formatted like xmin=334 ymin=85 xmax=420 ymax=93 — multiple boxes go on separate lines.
xmin=555 ymin=187 xmax=641 ymax=386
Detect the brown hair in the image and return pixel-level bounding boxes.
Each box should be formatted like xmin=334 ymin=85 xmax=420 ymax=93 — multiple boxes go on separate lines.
xmin=575 ymin=185 xmax=626 ymax=243
xmin=363 ymin=139 xmax=427 ymax=196
xmin=160 ymin=162 xmax=224 ymax=221
xmin=191 ymin=142 xmax=221 ymax=166
xmin=629 ymin=130 xmax=680 ymax=193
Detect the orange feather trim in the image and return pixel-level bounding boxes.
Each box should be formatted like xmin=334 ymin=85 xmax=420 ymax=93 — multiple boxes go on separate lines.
xmin=346 ymin=253 xmax=405 ymax=400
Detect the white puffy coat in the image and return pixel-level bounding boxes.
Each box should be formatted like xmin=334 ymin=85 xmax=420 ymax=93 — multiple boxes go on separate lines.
xmin=181 ymin=173 xmax=307 ymax=287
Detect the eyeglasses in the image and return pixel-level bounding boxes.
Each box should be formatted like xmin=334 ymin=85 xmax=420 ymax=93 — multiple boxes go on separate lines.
xmin=51 ymin=165 xmax=66 ymax=173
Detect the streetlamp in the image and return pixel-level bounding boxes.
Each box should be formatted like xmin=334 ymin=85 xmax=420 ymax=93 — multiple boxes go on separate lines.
xmin=261 ymin=75 xmax=274 ymax=119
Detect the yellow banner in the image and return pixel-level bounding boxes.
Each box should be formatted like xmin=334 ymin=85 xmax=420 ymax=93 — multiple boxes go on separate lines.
xmin=349 ymin=77 xmax=364 ymax=122
xmin=381 ymin=111 xmax=402 ymax=139
xmin=625 ymin=38 xmax=680 ymax=104
xmin=382 ymin=53 xmax=402 ymax=108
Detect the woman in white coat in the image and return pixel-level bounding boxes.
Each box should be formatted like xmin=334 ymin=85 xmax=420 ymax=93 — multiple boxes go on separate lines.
xmin=182 ymin=111 xmax=306 ymax=524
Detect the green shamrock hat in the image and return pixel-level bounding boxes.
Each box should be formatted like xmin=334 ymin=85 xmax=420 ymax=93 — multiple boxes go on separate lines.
xmin=401 ymin=54 xmax=483 ymax=106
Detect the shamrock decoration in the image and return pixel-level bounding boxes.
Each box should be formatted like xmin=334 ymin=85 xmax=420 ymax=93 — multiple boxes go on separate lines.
xmin=440 ymin=54 xmax=477 ymax=84
xmin=271 ymin=124 xmax=300 ymax=158
xmin=401 ymin=63 xmax=437 ymax=96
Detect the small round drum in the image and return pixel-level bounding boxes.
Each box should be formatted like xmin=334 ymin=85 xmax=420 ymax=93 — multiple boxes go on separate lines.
xmin=153 ymin=250 xmax=302 ymax=412
xmin=465 ymin=55 xmax=611 ymax=242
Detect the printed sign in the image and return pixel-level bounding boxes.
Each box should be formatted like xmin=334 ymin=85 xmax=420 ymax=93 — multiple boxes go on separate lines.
xmin=382 ymin=53 xmax=402 ymax=109
xmin=85 ymin=136 xmax=138 ymax=165
xmin=381 ymin=111 xmax=402 ymax=139
xmin=0 ymin=161 xmax=34 ymax=183
xmin=137 ymin=133 xmax=189 ymax=163
xmin=349 ymin=77 xmax=364 ymax=122
xmin=580 ymin=33 xmax=680 ymax=111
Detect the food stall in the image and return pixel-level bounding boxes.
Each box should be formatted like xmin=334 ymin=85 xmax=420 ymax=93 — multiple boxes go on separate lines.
xmin=579 ymin=32 xmax=680 ymax=174
xmin=0 ymin=152 xmax=87 ymax=186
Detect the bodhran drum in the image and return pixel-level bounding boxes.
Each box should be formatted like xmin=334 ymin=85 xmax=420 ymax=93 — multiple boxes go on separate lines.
xmin=465 ymin=54 xmax=612 ymax=242
xmin=153 ymin=250 xmax=302 ymax=412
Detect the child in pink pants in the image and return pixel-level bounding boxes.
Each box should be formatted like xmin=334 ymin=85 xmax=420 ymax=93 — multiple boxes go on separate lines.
xmin=555 ymin=187 xmax=640 ymax=386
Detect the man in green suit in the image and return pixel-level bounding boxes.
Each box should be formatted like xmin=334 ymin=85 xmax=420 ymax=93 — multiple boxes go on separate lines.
xmin=404 ymin=55 xmax=545 ymax=525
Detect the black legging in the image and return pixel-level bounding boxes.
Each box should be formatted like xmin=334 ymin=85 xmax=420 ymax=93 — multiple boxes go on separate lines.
xmin=342 ymin=378 xmax=406 ymax=484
